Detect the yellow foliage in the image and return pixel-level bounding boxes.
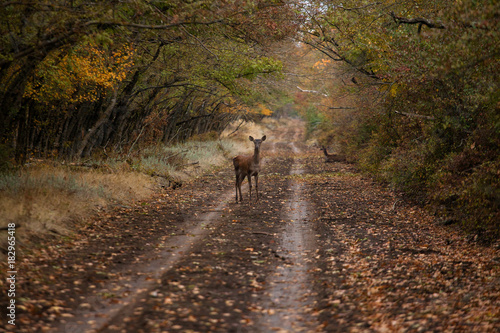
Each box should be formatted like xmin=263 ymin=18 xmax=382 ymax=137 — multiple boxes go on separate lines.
xmin=313 ymin=58 xmax=332 ymax=69
xmin=390 ymin=84 xmax=399 ymax=97
xmin=378 ymin=83 xmax=401 ymax=97
xmin=258 ymin=104 xmax=273 ymax=116
xmin=24 ymin=42 xmax=134 ymax=104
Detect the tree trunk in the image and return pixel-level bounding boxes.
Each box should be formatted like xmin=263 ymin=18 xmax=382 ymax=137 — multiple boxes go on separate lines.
xmin=76 ymin=88 xmax=118 ymax=158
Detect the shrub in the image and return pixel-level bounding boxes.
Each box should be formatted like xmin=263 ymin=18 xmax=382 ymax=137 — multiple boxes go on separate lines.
xmin=458 ymin=158 xmax=500 ymax=240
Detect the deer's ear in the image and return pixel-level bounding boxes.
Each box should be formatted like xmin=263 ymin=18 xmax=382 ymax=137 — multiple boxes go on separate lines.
xmin=249 ymin=136 xmax=254 ymax=141
xmin=261 ymin=135 xmax=266 ymax=141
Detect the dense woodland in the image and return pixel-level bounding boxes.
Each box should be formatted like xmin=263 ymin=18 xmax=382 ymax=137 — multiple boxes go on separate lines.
xmin=298 ymin=0 xmax=499 ymax=239
xmin=0 ymin=0 xmax=298 ymax=161
xmin=1 ymin=0 xmax=499 ymax=238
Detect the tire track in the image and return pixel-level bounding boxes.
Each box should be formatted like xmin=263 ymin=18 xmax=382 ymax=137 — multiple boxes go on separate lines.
xmin=53 ymin=119 xmax=321 ymax=333
xmin=54 ymin=190 xmax=235 ymax=333
xmin=257 ymin=142 xmax=319 ymax=332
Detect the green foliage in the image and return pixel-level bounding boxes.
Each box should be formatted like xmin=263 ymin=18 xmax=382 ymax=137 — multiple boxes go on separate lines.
xmin=209 ymin=53 xmax=284 ymax=96
xmin=304 ymin=105 xmax=325 ymax=136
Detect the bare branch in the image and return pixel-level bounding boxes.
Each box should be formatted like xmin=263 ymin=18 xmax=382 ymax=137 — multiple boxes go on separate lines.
xmin=338 ymin=2 xmax=382 ymax=12
xmin=297 ymin=86 xmax=328 ymax=97
xmin=84 ymin=19 xmax=227 ymax=30
xmin=226 ymin=119 xmax=246 ymax=137
xmin=175 ymin=114 xmax=213 ymax=126
xmin=394 ymin=110 xmax=435 ymax=120
xmin=390 ymin=12 xmax=445 ymax=30
xmin=179 ymin=25 xmax=220 ymax=61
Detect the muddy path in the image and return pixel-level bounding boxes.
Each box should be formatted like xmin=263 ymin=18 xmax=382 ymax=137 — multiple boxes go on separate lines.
xmin=2 ymin=119 xmax=499 ymax=332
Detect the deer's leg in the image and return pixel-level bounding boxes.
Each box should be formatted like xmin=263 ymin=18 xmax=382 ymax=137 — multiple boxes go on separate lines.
xmin=235 ymin=174 xmax=239 ymax=203
xmin=246 ymin=174 xmax=252 ymax=202
xmin=255 ymin=174 xmax=259 ymax=201
xmin=239 ymin=176 xmax=244 ymax=202
xmin=237 ymin=174 xmax=245 ymax=202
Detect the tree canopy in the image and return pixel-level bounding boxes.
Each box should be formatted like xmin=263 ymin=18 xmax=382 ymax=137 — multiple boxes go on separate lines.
xmin=0 ymin=0 xmax=301 ymax=160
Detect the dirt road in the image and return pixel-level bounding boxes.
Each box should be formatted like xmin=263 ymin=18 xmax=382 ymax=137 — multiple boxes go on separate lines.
xmin=2 ymin=119 xmax=499 ymax=332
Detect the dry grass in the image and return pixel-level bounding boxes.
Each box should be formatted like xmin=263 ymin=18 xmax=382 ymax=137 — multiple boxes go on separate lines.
xmin=222 ymin=118 xmax=278 ymax=157
xmin=222 ymin=118 xmax=274 ymax=142
xmin=0 ymin=167 xmax=153 ymax=254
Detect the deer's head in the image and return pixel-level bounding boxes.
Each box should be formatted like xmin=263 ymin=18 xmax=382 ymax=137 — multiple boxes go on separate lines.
xmin=249 ymin=135 xmax=266 ymax=150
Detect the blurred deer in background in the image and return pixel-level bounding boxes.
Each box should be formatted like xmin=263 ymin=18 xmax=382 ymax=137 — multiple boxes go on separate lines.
xmin=321 ymin=146 xmax=339 ymax=163
xmin=233 ymin=135 xmax=266 ymax=203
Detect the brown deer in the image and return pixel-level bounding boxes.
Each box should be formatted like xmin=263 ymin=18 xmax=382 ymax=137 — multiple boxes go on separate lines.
xmin=321 ymin=146 xmax=340 ymax=163
xmin=233 ymin=135 xmax=266 ymax=203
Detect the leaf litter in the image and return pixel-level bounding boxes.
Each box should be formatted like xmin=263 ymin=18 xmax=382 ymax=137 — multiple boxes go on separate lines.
xmin=0 ymin=121 xmax=498 ymax=332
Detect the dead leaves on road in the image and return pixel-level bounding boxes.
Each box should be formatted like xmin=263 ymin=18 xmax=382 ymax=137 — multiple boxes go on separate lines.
xmin=1 ymin=152 xmax=498 ymax=332
xmin=306 ymin=158 xmax=499 ymax=332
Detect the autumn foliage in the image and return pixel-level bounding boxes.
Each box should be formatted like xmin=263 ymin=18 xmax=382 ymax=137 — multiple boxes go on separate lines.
xmin=0 ymin=0 xmax=299 ymax=162
xmin=300 ymin=0 xmax=499 ymax=238
xmin=24 ymin=42 xmax=134 ymax=104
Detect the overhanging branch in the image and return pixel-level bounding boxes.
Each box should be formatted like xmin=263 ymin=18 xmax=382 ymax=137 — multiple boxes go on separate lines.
xmin=175 ymin=114 xmax=213 ymax=126
xmin=390 ymin=11 xmax=445 ymax=32
xmin=84 ymin=19 xmax=227 ymax=30
xmin=297 ymin=86 xmax=328 ymax=97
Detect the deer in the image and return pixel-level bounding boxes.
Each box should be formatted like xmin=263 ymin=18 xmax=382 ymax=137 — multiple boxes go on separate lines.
xmin=321 ymin=146 xmax=340 ymax=163
xmin=233 ymin=135 xmax=266 ymax=203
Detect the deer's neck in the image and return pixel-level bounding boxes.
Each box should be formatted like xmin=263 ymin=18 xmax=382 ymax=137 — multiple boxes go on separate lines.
xmin=253 ymin=147 xmax=261 ymax=164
